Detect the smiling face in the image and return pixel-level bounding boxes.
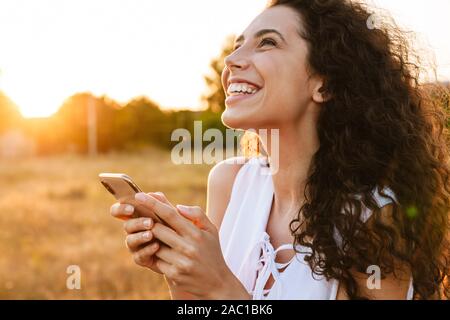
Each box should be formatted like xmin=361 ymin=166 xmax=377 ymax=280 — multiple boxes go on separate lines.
xmin=221 ymin=5 xmax=325 ymax=131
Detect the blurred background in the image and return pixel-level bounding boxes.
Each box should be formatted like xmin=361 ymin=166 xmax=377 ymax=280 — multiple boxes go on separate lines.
xmin=0 ymin=0 xmax=449 ymax=299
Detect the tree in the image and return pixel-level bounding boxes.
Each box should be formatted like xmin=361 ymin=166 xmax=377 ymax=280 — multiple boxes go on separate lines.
xmin=201 ymin=34 xmax=235 ymax=113
xmin=118 ymin=96 xmax=172 ymax=149
xmin=54 ymin=92 xmax=121 ymax=153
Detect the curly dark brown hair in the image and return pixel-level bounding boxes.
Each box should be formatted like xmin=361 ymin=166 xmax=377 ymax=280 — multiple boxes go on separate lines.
xmin=241 ymin=0 xmax=450 ymax=299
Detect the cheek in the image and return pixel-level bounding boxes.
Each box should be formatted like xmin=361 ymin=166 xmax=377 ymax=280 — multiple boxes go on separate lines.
xmin=263 ymin=73 xmax=310 ymax=120
xmin=259 ymin=55 xmax=309 ymax=103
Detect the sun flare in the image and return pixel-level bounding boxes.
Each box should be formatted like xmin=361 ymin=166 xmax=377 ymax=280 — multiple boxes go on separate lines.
xmin=0 ymin=0 xmax=448 ymax=118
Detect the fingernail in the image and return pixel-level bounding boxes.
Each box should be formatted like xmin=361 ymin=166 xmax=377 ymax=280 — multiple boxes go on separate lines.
xmin=143 ymin=218 xmax=152 ymax=228
xmin=135 ymin=192 xmax=150 ymax=203
xmin=111 ymin=203 xmax=120 ymax=215
xmin=124 ymin=204 xmax=134 ymax=214
xmin=142 ymin=231 xmax=152 ymax=240
xmin=176 ymin=204 xmax=189 ymax=211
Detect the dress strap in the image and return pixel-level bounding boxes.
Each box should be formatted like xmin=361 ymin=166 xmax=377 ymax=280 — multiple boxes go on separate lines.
xmin=406 ymin=277 xmax=414 ymax=300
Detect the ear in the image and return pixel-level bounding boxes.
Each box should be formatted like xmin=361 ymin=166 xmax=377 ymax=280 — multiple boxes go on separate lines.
xmin=311 ymin=77 xmax=331 ymax=103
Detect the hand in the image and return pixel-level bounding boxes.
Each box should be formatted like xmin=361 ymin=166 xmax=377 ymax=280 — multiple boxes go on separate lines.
xmin=133 ymin=192 xmax=250 ymax=299
xmin=110 ymin=193 xmax=164 ymax=274
xmin=111 ymin=192 xmax=199 ymax=299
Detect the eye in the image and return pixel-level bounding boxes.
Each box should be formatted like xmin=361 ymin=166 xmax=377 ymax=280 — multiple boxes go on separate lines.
xmin=232 ymin=38 xmax=277 ymax=52
xmin=259 ymin=38 xmax=277 ymax=47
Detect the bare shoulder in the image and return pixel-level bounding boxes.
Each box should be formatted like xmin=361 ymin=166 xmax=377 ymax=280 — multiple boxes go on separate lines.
xmin=206 ymin=156 xmax=249 ymax=231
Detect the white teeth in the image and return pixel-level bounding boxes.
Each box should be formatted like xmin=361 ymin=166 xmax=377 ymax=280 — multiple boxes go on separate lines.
xmin=227 ymin=82 xmax=259 ymax=95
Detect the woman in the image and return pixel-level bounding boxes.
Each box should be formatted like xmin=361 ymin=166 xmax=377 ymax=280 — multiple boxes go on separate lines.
xmin=110 ymin=0 xmax=450 ymax=299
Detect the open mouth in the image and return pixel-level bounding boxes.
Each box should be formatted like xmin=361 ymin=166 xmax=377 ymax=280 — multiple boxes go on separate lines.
xmin=225 ymin=88 xmax=261 ymax=105
xmin=226 ymin=82 xmax=262 ymax=105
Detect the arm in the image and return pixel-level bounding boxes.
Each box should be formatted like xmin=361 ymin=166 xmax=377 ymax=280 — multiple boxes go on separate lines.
xmin=336 ymin=204 xmax=412 ymax=300
xmin=206 ymin=157 xmax=246 ymax=230
xmin=336 ymin=266 xmax=412 ymax=300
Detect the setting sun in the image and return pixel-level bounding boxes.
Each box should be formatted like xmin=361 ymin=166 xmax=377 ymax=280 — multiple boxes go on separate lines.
xmin=0 ymin=0 xmax=449 ymax=118
xmin=0 ymin=0 xmax=268 ymax=118
xmin=0 ymin=0 xmax=449 ymax=302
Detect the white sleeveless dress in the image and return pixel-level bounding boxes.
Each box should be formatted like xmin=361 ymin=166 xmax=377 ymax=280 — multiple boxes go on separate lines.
xmin=218 ymin=156 xmax=414 ymax=300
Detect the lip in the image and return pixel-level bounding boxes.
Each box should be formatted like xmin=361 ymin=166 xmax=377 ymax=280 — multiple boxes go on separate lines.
xmin=225 ymin=89 xmax=261 ymax=106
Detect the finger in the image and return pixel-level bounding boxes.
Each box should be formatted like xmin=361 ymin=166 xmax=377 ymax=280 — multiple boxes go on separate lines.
xmin=154 ymin=249 xmax=185 ymax=283
xmin=155 ymin=257 xmax=176 ymax=280
xmin=176 ymin=205 xmax=215 ymax=233
xmin=135 ymin=192 xmax=197 ymax=235
xmin=110 ymin=202 xmax=135 ymax=219
xmin=147 ymin=192 xmax=186 ymax=228
xmin=150 ymin=192 xmax=173 ymax=206
xmin=126 ymin=230 xmax=154 ymax=252
xmin=155 ymin=244 xmax=191 ymax=272
xmin=133 ymin=242 xmax=160 ymax=267
xmin=123 ymin=217 xmax=153 ymax=234
xmin=152 ymin=222 xmax=194 ymax=253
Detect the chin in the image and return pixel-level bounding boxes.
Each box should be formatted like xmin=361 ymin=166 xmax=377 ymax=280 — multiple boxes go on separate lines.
xmin=221 ymin=108 xmax=273 ymax=132
xmin=221 ymin=107 xmax=254 ymax=131
xmin=221 ymin=91 xmax=277 ymax=130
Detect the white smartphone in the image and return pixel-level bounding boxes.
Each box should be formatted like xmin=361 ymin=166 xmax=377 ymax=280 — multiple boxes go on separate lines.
xmin=99 ymin=173 xmax=166 ymax=224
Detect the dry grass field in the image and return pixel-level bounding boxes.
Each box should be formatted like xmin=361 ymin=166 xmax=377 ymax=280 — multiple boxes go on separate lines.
xmin=0 ymin=147 xmax=213 ymax=299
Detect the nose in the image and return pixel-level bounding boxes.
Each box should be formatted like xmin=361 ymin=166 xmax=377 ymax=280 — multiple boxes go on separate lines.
xmin=224 ymin=49 xmax=250 ymax=72
xmin=222 ymin=47 xmax=251 ymax=92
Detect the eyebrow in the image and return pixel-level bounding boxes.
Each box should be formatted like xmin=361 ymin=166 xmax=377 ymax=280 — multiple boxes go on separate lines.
xmin=235 ymin=28 xmax=287 ymax=45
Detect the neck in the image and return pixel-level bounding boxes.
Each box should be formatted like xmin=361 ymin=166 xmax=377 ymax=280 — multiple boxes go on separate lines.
xmin=259 ymin=109 xmax=320 ymax=219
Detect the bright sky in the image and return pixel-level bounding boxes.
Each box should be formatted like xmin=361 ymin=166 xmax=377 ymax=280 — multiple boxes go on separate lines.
xmin=0 ymin=0 xmax=449 ymax=118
